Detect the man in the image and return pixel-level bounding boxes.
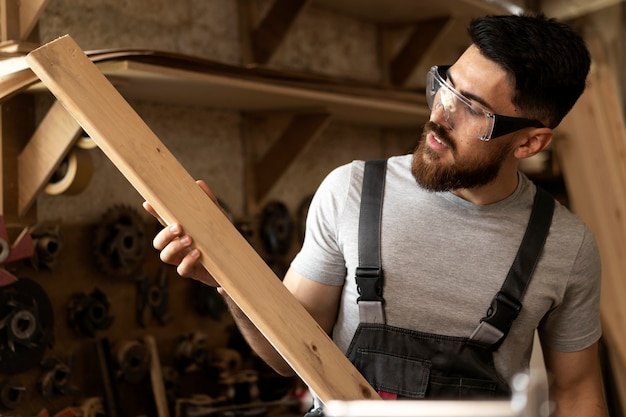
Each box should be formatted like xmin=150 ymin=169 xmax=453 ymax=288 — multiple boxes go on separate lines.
xmin=146 ymin=14 xmax=607 ymax=417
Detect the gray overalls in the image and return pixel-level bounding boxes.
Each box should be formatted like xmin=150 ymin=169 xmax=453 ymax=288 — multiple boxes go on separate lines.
xmin=345 ymin=159 xmax=554 ymax=400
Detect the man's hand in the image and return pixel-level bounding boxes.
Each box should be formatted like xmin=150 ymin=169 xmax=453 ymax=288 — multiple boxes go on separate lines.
xmin=143 ymin=180 xmax=220 ymax=286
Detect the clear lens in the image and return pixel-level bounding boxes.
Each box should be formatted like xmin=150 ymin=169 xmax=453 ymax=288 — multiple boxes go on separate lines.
xmin=426 ymin=66 xmax=495 ymax=141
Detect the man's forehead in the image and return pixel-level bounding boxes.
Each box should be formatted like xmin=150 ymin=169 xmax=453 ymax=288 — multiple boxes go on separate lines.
xmin=449 ymin=46 xmax=515 ymax=113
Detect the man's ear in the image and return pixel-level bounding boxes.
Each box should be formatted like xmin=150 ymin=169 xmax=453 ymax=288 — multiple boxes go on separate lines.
xmin=513 ymin=127 xmax=553 ymax=160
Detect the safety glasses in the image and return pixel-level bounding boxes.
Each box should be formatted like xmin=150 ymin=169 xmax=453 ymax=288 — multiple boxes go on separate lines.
xmin=426 ymin=65 xmax=546 ymax=141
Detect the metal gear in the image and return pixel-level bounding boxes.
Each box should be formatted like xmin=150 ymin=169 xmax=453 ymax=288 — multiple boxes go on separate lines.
xmin=92 ymin=205 xmax=147 ymax=277
xmin=0 ymin=278 xmax=54 ymax=374
xmin=259 ymin=201 xmax=294 ymax=256
xmin=67 ymin=289 xmax=114 ymax=338
xmin=29 ymin=224 xmax=64 ymax=270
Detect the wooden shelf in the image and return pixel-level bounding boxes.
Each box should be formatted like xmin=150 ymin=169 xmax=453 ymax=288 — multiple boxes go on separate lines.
xmin=0 ymin=49 xmax=429 ymax=127
xmin=95 ymin=59 xmax=429 ymax=127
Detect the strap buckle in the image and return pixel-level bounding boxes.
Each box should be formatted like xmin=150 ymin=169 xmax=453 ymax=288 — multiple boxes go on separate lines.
xmin=355 ymin=266 xmax=384 ymax=303
xmin=478 ymin=291 xmax=522 ymax=348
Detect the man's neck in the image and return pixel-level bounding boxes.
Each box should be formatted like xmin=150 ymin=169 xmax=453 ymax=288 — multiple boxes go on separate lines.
xmin=451 ymin=171 xmax=520 ymax=205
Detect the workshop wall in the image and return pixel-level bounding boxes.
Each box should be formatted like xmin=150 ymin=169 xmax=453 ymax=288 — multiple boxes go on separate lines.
xmin=1 ymin=1 xmax=419 ymax=416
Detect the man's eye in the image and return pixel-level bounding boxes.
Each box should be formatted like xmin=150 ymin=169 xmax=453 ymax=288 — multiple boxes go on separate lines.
xmin=466 ymin=105 xmax=482 ymax=116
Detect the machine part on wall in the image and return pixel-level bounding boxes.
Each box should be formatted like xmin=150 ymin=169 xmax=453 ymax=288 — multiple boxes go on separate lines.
xmin=174 ymin=395 xmax=228 ymax=417
xmin=297 ymin=194 xmax=314 ymax=244
xmin=0 ymin=278 xmax=54 ymax=374
xmin=190 ymin=280 xmax=227 ymax=320
xmin=175 ymin=332 xmax=210 ymax=372
xmin=211 ymin=348 xmax=242 ymax=374
xmin=29 ymin=224 xmax=64 ymax=270
xmin=136 ymin=268 xmax=171 ymax=328
xmin=67 ymin=288 xmax=114 ymax=337
xmin=115 ymin=339 xmax=150 ymax=384
xmin=259 ymin=201 xmax=294 ymax=256
xmin=0 ymin=216 xmax=35 ymax=286
xmin=161 ymin=366 xmax=180 ymax=410
xmin=80 ymin=397 xmax=105 ymax=417
xmin=44 ymin=148 xmax=93 ymax=196
xmin=39 ymin=357 xmax=78 ymax=400
xmin=219 ymin=369 xmax=259 ymax=405
xmin=0 ymin=379 xmax=26 ymax=409
xmin=92 ymin=205 xmax=147 ymax=277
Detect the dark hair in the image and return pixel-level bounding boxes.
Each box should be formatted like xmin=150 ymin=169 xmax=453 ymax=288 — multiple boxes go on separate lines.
xmin=468 ymin=14 xmax=590 ymax=128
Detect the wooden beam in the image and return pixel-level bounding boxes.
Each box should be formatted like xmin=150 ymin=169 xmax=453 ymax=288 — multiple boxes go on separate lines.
xmin=541 ymin=0 xmax=623 ymax=20
xmin=555 ymin=35 xmax=626 ymax=409
xmin=0 ymin=94 xmax=36 ymax=220
xmin=254 ymin=111 xmax=331 ymax=201
xmin=17 ymin=100 xmax=82 ymax=216
xmin=0 ymin=0 xmax=20 ymax=41
xmin=18 ymin=0 xmax=48 ymax=40
xmin=0 ymin=0 xmax=48 ymax=41
xmin=250 ymin=0 xmax=311 ymax=64
xmin=25 ymin=35 xmax=379 ymax=404
xmin=389 ymin=16 xmax=450 ymax=87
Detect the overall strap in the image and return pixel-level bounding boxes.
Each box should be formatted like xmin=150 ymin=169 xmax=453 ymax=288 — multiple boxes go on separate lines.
xmin=356 ymin=159 xmax=387 ymax=324
xmin=470 ymin=187 xmax=555 ymax=349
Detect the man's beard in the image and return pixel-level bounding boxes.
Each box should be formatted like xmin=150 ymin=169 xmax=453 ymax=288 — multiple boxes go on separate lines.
xmin=411 ymin=121 xmax=512 ymax=192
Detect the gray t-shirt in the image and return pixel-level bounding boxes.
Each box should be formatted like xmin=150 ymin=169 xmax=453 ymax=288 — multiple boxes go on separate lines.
xmin=291 ymin=154 xmax=601 ymax=384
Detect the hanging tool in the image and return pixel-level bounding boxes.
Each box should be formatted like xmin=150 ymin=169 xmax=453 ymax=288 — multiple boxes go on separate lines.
xmin=115 ymin=339 xmax=150 ymax=384
xmin=39 ymin=357 xmax=78 ymax=400
xmin=95 ymin=338 xmax=121 ymax=417
xmin=0 ymin=215 xmax=34 ymax=286
xmin=174 ymin=331 xmax=210 ymax=372
xmin=92 ymin=205 xmax=147 ymax=278
xmin=0 ymin=379 xmax=26 ymax=409
xmin=136 ymin=268 xmax=171 ymax=327
xmin=29 ymin=224 xmax=63 ymax=270
xmin=0 ymin=278 xmax=54 ymax=374
xmin=67 ymin=288 xmax=114 ymax=337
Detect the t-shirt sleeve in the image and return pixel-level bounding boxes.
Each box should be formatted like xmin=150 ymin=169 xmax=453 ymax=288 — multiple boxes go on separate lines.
xmin=290 ymin=163 xmax=354 ymax=286
xmin=538 ymin=227 xmax=602 ymax=352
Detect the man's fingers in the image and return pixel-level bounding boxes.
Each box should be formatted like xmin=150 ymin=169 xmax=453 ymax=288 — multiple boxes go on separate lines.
xmin=142 ymin=201 xmax=167 ymax=227
xmin=176 ymin=248 xmax=201 ymax=277
xmin=152 ymin=224 xmax=184 ymax=252
xmin=196 ymin=179 xmax=216 ymax=201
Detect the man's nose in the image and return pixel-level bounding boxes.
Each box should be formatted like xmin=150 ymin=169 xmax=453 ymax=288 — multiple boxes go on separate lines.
xmin=429 ymin=102 xmax=448 ymax=125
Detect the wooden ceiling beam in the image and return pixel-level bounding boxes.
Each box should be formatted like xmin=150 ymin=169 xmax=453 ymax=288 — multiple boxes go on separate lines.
xmin=0 ymin=0 xmax=48 ymax=41
xmin=249 ymin=0 xmax=312 ymax=64
xmin=389 ymin=16 xmax=450 ymax=87
xmin=541 ymin=0 xmax=623 ymax=20
xmin=17 ymin=100 xmax=82 ymax=217
xmin=253 ymin=111 xmax=331 ymax=202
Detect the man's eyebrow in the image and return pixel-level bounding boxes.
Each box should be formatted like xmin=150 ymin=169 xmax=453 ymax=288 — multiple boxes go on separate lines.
xmin=446 ymin=68 xmax=494 ymax=111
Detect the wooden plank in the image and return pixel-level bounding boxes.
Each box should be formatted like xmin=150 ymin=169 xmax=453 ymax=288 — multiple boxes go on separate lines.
xmin=17 ymin=100 xmax=82 ymax=216
xmin=25 ymin=35 xmax=379 ymax=404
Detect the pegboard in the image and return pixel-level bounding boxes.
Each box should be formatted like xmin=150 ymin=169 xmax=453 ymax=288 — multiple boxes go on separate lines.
xmin=0 ymin=208 xmax=300 ymax=416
